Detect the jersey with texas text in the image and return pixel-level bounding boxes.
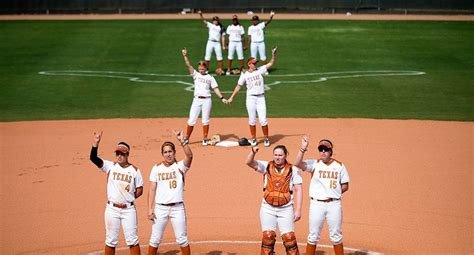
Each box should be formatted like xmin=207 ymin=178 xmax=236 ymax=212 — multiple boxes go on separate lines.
xmin=304 ymin=159 xmax=350 ymax=200
xmin=237 ymin=66 xmax=268 ymax=96
xmin=248 ymin=22 xmax=266 ymax=42
xmin=192 ymin=69 xmax=218 ymax=97
xmin=101 ymin=160 xmax=144 ymax=204
xmin=226 ymin=24 xmax=245 ymax=42
xmin=150 ymin=160 xmax=190 ymax=204
xmin=207 ymin=22 xmax=223 ymax=41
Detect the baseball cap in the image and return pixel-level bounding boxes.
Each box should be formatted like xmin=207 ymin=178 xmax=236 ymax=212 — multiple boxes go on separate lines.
xmin=212 ymin=16 xmax=219 ymax=21
xmin=247 ymin=57 xmax=258 ymax=66
xmin=115 ymin=142 xmax=130 ymax=154
xmin=252 ymin=15 xmax=259 ymax=21
xmin=232 ymin=15 xmax=238 ymax=19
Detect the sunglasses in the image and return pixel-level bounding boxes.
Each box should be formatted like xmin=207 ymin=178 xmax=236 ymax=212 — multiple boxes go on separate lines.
xmin=115 ymin=151 xmax=127 ymax=156
xmin=318 ymin=145 xmax=331 ymax=153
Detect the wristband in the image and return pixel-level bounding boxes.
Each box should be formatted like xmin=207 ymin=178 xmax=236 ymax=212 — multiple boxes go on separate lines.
xmin=220 ymin=96 xmax=224 ymax=100
xmin=181 ymin=139 xmax=189 ymax=146
xmin=300 ymin=148 xmax=307 ymax=153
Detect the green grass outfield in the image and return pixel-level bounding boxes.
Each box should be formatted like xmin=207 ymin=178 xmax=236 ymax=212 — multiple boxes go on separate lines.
xmin=1 ymin=19 xmax=473 ymax=121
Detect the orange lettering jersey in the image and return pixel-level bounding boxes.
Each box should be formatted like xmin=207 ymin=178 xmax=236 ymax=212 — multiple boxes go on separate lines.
xmin=304 ymin=159 xmax=350 ymax=200
xmin=149 ymin=160 xmax=189 ymax=204
xmin=192 ymin=70 xmax=218 ymax=97
xmin=101 ymin=160 xmax=144 ymax=204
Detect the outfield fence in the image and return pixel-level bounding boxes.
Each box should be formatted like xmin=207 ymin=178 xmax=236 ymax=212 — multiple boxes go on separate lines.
xmin=1 ymin=0 xmax=473 ymax=15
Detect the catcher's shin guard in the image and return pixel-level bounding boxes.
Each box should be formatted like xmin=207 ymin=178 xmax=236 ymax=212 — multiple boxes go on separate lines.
xmin=104 ymin=245 xmax=115 ymax=255
xmin=261 ymin=230 xmax=276 ymax=255
xmin=306 ymin=243 xmax=316 ymax=255
xmin=129 ymin=244 xmax=141 ymax=255
xmin=282 ymin=232 xmax=300 ymax=255
xmin=147 ymin=245 xmax=158 ymax=255
xmin=180 ymin=244 xmax=191 ymax=255
xmin=334 ymin=243 xmax=344 ymax=255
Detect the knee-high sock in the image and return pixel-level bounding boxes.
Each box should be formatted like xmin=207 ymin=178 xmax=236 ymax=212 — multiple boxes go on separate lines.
xmin=249 ymin=125 xmax=257 ymax=139
xmin=262 ymin=125 xmax=269 ymax=138
xmin=203 ymin=125 xmax=209 ymax=139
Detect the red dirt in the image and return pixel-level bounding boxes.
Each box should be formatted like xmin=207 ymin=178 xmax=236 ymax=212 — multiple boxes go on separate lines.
xmin=1 ymin=118 xmax=472 ymax=254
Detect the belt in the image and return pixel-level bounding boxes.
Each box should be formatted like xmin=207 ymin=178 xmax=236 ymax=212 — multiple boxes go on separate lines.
xmin=108 ymin=201 xmax=134 ymax=209
xmin=311 ymin=197 xmax=340 ymax=203
xmin=252 ymin=41 xmax=264 ymax=43
xmin=230 ymin=41 xmax=242 ymax=42
xmin=250 ymin=93 xmax=265 ymax=97
xmin=158 ymin=202 xmax=183 ymax=206
xmin=208 ymin=39 xmax=219 ymax=42
xmin=196 ymin=96 xmax=211 ymax=99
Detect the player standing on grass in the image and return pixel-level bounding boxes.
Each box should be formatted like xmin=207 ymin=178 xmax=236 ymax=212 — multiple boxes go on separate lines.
xmin=226 ymin=47 xmax=278 ymax=147
xmin=89 ymin=131 xmax=143 ymax=255
xmin=198 ymin=10 xmax=225 ymax=75
xmin=246 ymin=145 xmax=303 ymax=255
xmin=181 ymin=47 xmax=227 ymax=146
xmin=248 ymin=11 xmax=275 ymax=75
xmin=294 ymin=136 xmax=350 ymax=255
xmin=225 ymin=14 xmax=246 ymax=75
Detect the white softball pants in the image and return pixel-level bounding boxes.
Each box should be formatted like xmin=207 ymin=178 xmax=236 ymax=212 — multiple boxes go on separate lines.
xmin=227 ymin=41 xmax=244 ymax=60
xmin=250 ymin=41 xmax=267 ymax=61
xmin=187 ymin=97 xmax=212 ymax=126
xmin=246 ymin=95 xmax=267 ymax=126
xmin=260 ymin=201 xmax=295 ymax=235
xmin=149 ymin=203 xmax=189 ymax=248
xmin=205 ymin=40 xmax=223 ymax=61
xmin=307 ymin=199 xmax=343 ymax=245
xmin=104 ymin=204 xmax=139 ymax=247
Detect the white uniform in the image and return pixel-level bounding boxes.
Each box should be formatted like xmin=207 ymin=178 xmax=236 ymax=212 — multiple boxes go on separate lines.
xmin=226 ymin=24 xmax=245 ymax=61
xmin=237 ymin=66 xmax=268 ymax=126
xmin=303 ymin=159 xmax=350 ymax=245
xmin=256 ymin=160 xmax=303 ymax=234
xmin=187 ymin=69 xmax=219 ymax=126
xmin=149 ymin=160 xmax=190 ymax=248
xmin=248 ymin=22 xmax=267 ymax=61
xmin=205 ymin=21 xmax=224 ymax=61
xmin=101 ymin=160 xmax=144 ymax=247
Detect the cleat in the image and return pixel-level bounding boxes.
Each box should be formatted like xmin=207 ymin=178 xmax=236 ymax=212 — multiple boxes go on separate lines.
xmin=250 ymin=138 xmax=257 ymax=146
xmin=202 ymin=139 xmax=209 ymax=146
xmin=264 ymin=138 xmax=270 ymax=147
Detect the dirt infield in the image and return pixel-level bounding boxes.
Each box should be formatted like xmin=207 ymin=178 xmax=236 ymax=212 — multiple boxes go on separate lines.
xmin=1 ymin=118 xmax=472 ymax=254
xmin=1 ymin=13 xmax=473 ymax=21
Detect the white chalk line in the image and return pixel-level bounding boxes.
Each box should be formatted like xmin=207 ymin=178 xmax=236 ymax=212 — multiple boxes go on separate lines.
xmin=85 ymin=240 xmax=384 ymax=254
xmin=39 ymin=70 xmax=425 ymax=94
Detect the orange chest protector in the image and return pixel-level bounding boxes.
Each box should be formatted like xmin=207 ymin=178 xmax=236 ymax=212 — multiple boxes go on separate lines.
xmin=263 ymin=161 xmax=293 ymax=207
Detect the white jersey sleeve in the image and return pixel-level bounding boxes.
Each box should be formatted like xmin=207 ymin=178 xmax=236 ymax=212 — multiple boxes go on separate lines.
xmin=237 ymin=72 xmax=246 ymax=86
xmin=291 ymin=166 xmax=303 ymax=185
xmin=210 ymin=75 xmax=218 ymax=89
xmin=177 ymin=160 xmax=190 ymax=175
xmin=257 ymin=65 xmax=268 ymax=75
xmin=101 ymin=159 xmax=114 ymax=173
xmin=304 ymin=159 xmax=317 ymax=173
xmin=340 ymin=163 xmax=350 ymax=184
xmin=255 ymin=160 xmax=268 ymax=174
xmin=135 ymin=169 xmax=144 ymax=188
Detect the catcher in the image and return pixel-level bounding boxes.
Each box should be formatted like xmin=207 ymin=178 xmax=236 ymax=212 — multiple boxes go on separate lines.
xmin=245 ymin=145 xmax=303 ymax=255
